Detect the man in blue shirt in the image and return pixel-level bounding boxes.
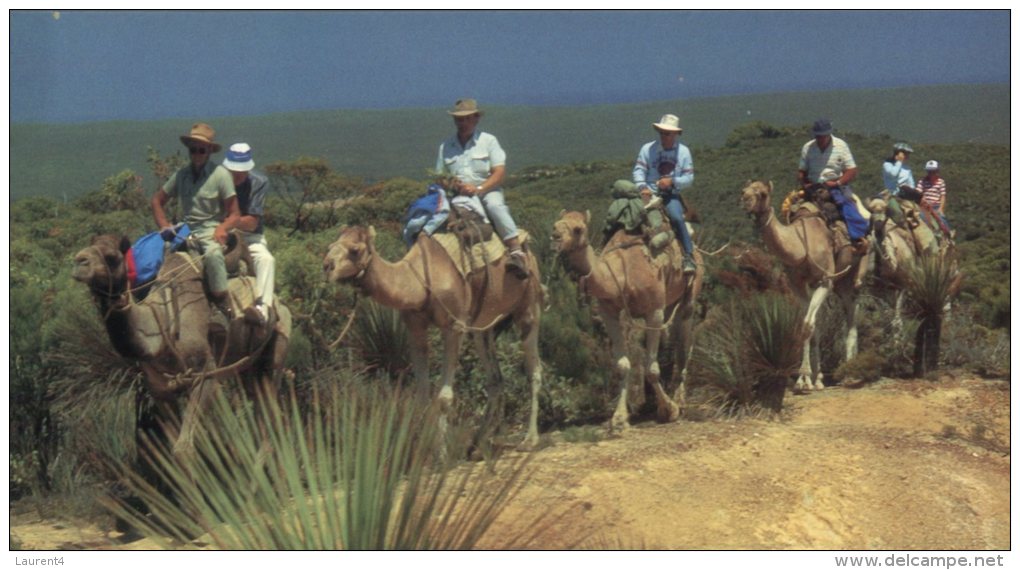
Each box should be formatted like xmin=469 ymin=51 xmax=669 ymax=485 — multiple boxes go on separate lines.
xmin=633 ymin=113 xmax=696 ymax=274
xmin=223 ymin=143 xmax=275 ymax=326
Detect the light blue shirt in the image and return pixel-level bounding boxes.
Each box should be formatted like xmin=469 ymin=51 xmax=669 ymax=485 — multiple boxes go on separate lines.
xmin=633 ymin=140 xmax=694 ymax=194
xmin=436 ymin=131 xmax=507 ymax=191
xmin=882 ymin=160 xmax=915 ymax=196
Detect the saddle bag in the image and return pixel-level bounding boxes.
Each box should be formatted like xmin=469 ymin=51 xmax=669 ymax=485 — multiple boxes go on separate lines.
xmin=447 ymin=204 xmax=494 ymax=245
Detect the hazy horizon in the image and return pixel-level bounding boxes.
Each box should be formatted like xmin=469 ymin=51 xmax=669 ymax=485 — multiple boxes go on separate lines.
xmin=10 ymin=9 xmax=1011 ymax=124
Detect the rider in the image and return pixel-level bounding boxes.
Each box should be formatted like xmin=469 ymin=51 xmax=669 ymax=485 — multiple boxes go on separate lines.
xmin=917 ymin=160 xmax=952 ymax=241
xmin=633 ymin=113 xmax=696 ymax=274
xmin=797 ymin=118 xmax=867 ymax=253
xmin=436 ymin=98 xmax=528 ymax=278
xmin=222 ymin=142 xmax=276 ymax=326
xmin=151 ymin=122 xmax=238 ymax=314
xmin=879 ymin=142 xmax=916 ymax=239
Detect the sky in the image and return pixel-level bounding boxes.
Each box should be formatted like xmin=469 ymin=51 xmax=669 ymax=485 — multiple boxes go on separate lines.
xmin=8 ymin=9 xmax=1013 ymax=124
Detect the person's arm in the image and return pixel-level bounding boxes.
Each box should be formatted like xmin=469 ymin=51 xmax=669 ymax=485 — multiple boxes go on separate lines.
xmin=463 ymin=165 xmax=505 ymax=196
xmin=838 ymin=166 xmax=858 ymax=187
xmin=672 ymin=146 xmax=694 ymax=191
xmin=633 ymin=144 xmax=651 ymax=190
xmin=152 ymin=189 xmax=172 ymax=231
xmin=214 ymin=196 xmax=240 ymax=245
xmin=236 ymin=176 xmax=268 ymax=232
xmin=798 ymin=170 xmax=811 ymax=190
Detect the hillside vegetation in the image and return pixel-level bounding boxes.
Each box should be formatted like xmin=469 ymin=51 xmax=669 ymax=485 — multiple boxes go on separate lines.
xmin=10 ymin=83 xmax=1010 ymax=201
xmin=8 ymin=115 xmax=1009 ymax=522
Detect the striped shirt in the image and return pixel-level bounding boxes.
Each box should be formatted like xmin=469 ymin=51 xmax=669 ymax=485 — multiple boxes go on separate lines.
xmin=918 ymin=177 xmax=946 ymax=209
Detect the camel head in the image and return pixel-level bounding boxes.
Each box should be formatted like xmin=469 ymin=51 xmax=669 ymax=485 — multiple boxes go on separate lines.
xmin=73 ymin=234 xmax=131 ymax=296
xmin=550 ymin=210 xmax=591 ymax=254
xmin=323 ymin=225 xmax=376 ymax=283
xmin=740 ymin=180 xmax=774 ymax=217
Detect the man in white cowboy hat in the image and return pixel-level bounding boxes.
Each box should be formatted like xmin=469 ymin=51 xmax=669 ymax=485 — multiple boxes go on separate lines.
xmin=151 ymin=122 xmax=239 ymax=311
xmin=633 ymin=113 xmax=697 ymax=274
xmin=436 ymin=98 xmax=529 ymax=278
xmin=223 ymin=142 xmax=276 ymax=326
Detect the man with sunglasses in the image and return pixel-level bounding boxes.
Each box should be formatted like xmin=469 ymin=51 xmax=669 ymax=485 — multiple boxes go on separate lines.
xmin=151 ymin=122 xmax=239 ymax=313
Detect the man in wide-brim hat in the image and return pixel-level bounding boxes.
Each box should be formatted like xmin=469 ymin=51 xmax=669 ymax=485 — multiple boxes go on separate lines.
xmin=633 ymin=113 xmax=697 ymax=274
xmin=151 ymin=122 xmax=239 ymax=312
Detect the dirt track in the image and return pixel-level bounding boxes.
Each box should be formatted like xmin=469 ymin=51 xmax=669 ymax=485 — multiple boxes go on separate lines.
xmin=10 ymin=373 xmax=1010 ymax=550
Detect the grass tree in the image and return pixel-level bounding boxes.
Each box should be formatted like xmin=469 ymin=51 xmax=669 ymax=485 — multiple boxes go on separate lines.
xmin=904 ymin=254 xmax=964 ymax=377
xmin=692 ymin=293 xmax=806 ymax=413
xmin=102 ymin=382 xmax=540 ymax=549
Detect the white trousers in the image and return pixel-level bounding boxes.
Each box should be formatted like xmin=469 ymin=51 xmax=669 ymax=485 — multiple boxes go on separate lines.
xmin=241 ymin=232 xmax=275 ymax=307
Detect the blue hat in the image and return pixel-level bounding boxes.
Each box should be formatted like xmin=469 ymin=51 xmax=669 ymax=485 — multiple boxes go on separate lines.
xmin=223 ymin=143 xmax=254 ymax=171
xmin=812 ymin=118 xmax=833 ymax=136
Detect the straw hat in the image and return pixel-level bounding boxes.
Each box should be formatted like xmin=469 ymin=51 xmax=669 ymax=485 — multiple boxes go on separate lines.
xmin=448 ymin=98 xmax=483 ymax=117
xmin=179 ymin=122 xmax=222 ymax=152
xmin=653 ymin=114 xmax=683 ymax=133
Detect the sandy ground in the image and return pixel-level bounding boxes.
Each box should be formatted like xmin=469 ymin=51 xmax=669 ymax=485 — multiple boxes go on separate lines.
xmin=9 ymin=372 xmax=1010 ymax=550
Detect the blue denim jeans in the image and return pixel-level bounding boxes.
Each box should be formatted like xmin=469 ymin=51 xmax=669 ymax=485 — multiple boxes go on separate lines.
xmin=663 ymin=194 xmax=694 ymax=256
xmin=480 ymin=189 xmax=519 ymax=241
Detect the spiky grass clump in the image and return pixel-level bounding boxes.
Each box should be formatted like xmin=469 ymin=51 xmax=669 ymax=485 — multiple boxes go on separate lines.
xmin=692 ymin=293 xmax=806 ymax=413
xmin=904 ymin=254 xmax=963 ymax=377
xmin=351 ymin=300 xmax=411 ymax=381
xmin=103 ymin=383 xmax=537 ymax=549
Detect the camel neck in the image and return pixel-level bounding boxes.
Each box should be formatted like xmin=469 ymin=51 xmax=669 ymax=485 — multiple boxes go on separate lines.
xmin=359 ymin=252 xmax=430 ymax=312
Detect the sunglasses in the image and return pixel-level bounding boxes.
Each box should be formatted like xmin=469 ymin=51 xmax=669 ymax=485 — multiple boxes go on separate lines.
xmin=189 ymin=146 xmax=209 ymax=155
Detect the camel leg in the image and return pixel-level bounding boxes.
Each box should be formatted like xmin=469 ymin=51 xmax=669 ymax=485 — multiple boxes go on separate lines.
xmin=842 ymin=291 xmax=860 ymax=370
xmin=518 ymin=311 xmax=543 ymax=450
xmin=173 ymin=375 xmax=221 ymax=461
xmin=404 ymin=315 xmax=431 ymax=401
xmin=472 ymin=331 xmax=505 ymax=436
xmin=644 ymin=308 xmax=678 ymax=423
xmin=797 ymin=285 xmax=830 ymax=392
xmin=601 ymin=306 xmax=631 ymax=432
xmin=671 ymin=312 xmax=694 ymax=412
xmin=436 ymin=326 xmax=463 ymax=451
xmin=892 ymin=290 xmax=906 ymax=342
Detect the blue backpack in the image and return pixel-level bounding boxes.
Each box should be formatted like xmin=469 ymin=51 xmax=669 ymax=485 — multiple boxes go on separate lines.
xmin=127 ymin=224 xmax=191 ymax=287
xmin=402 ymin=184 xmax=448 ymax=245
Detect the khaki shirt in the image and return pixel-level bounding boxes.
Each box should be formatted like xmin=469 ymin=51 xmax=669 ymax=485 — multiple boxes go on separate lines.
xmin=162 ymin=162 xmax=236 ymax=227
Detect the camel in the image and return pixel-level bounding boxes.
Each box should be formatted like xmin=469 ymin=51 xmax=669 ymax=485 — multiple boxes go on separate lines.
xmin=72 ymin=234 xmax=291 ymax=459
xmin=740 ymin=180 xmax=867 ymax=391
xmin=322 ymin=226 xmax=544 ymax=448
xmin=550 ymin=210 xmax=702 ymax=431
xmin=868 ymin=197 xmax=957 ymax=337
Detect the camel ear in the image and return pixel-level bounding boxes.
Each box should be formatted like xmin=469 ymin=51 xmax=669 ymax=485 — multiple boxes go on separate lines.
xmin=368 ymin=226 xmax=377 ymax=240
xmin=119 ymin=235 xmax=131 ymax=254
xmin=584 ymin=210 xmax=591 ymax=224
xmin=558 ymin=209 xmax=565 ymax=219
xmin=767 ymin=181 xmax=774 ymax=192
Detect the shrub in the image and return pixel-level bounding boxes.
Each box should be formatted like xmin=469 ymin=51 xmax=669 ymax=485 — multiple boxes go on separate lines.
xmin=104 ymin=382 xmax=542 ymax=549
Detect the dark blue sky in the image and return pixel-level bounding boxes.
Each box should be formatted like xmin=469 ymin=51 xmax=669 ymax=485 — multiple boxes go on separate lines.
xmin=9 ymin=9 xmax=1011 ymax=124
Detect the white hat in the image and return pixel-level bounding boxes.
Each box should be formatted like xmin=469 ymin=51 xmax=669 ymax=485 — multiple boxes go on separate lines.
xmin=925 ymin=160 xmax=939 ymax=171
xmin=653 ymin=114 xmax=683 ymax=133
xmin=223 ymin=143 xmax=255 ymax=172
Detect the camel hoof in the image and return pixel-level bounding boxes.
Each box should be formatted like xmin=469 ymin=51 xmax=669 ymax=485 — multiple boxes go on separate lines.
xmin=657 ymin=400 xmax=680 ymax=423
xmin=813 ymin=380 xmax=826 ymax=391
xmin=609 ymin=413 xmax=631 ymax=434
xmin=518 ymin=434 xmax=540 ymax=452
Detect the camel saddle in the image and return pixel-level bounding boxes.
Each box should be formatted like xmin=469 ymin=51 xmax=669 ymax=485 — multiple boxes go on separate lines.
xmin=432 ymin=230 xmax=531 ymax=279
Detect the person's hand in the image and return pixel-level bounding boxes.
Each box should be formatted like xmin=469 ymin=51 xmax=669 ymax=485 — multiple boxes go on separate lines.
xmin=656 ymin=176 xmax=673 ymax=191
xmin=824 ymin=179 xmax=840 ymax=189
xmin=460 ymin=183 xmax=478 ymax=196
xmin=214 ymin=224 xmax=230 ymax=245
xmin=160 ymin=226 xmax=177 ymax=242
xmin=895 ymin=151 xmax=906 ymax=162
